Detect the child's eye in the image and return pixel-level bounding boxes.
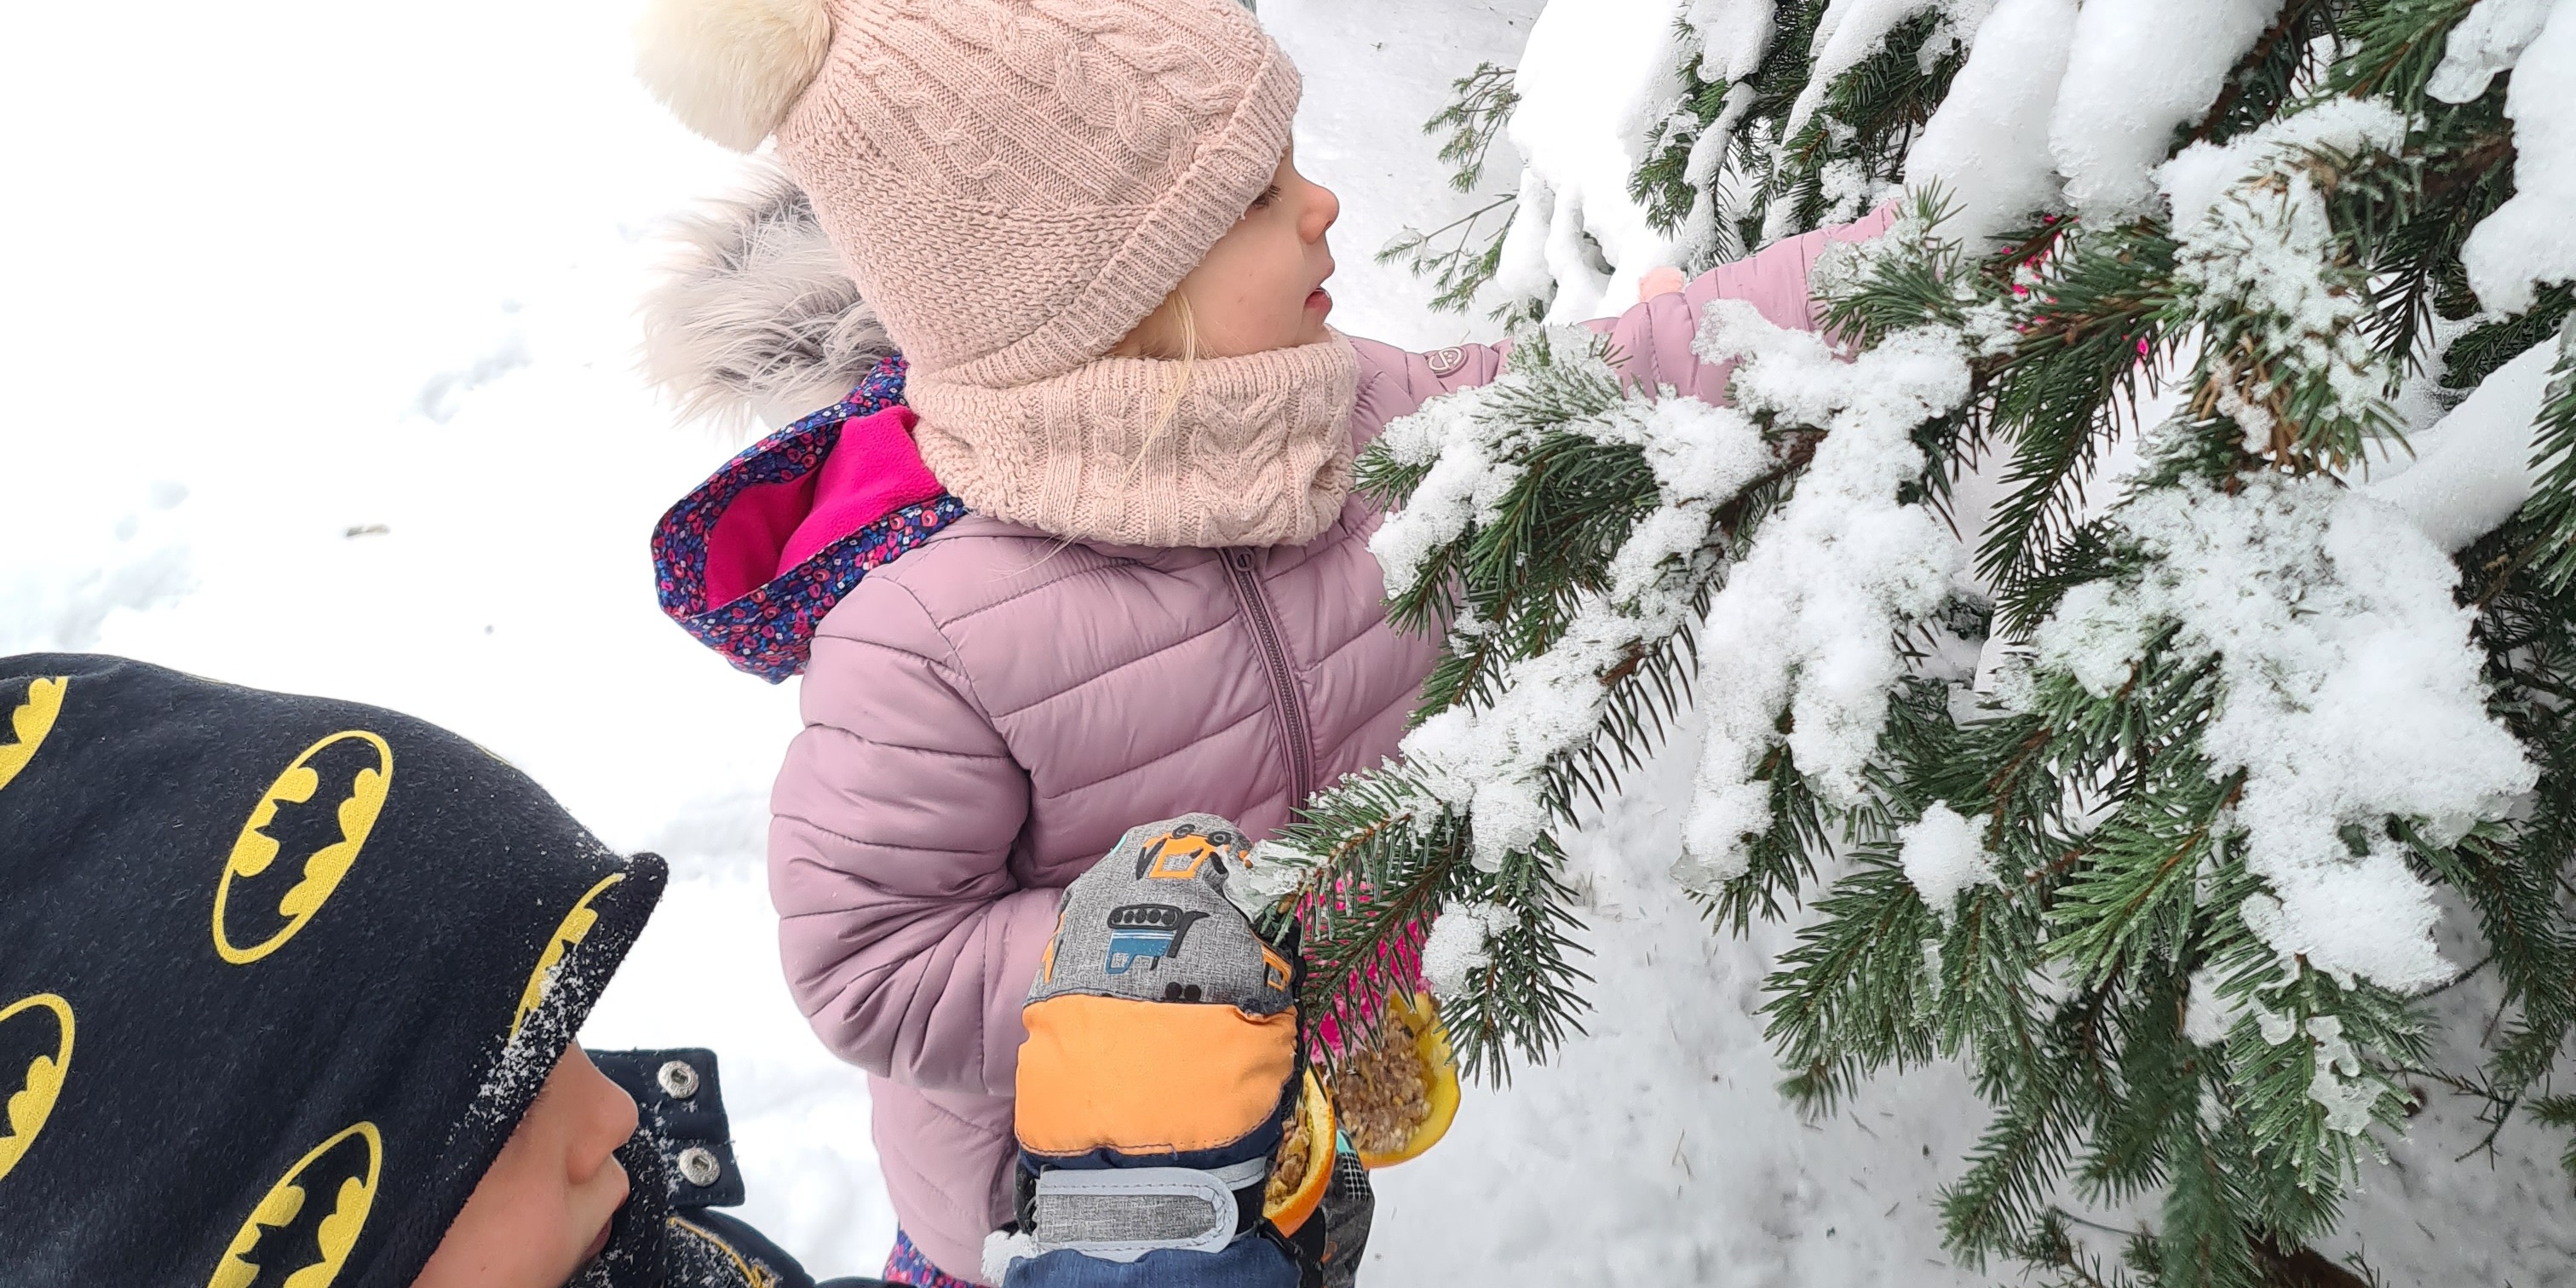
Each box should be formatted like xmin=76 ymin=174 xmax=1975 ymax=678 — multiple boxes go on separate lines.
xmin=1249 ymin=184 xmax=1282 ymax=212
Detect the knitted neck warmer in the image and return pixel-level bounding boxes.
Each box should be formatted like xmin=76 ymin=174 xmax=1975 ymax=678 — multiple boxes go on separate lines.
xmin=906 ymin=332 xmax=1360 ymax=549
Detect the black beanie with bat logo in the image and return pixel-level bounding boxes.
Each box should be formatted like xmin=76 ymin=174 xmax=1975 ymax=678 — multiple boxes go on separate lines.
xmin=0 ymin=653 xmax=667 ymax=1287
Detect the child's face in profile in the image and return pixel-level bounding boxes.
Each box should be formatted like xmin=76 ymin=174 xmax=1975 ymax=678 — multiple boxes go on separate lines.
xmin=413 ymin=1044 xmax=640 ymax=1288
xmin=1121 ymin=148 xmax=1343 ymax=359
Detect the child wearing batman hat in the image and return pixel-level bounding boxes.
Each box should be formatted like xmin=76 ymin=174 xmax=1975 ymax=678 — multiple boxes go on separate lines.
xmin=0 ymin=652 xmax=887 ymax=1288
xmin=0 ymin=653 xmax=1356 ymax=1288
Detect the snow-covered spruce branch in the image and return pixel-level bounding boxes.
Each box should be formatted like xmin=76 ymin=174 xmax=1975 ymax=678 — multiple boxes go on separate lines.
xmin=1674 ymin=288 xmax=1975 ymax=894
xmin=1796 ymin=89 xmax=2576 ymax=1288
xmin=1244 ymin=304 xmax=1971 ymax=1076
xmin=1764 ymin=149 xmax=2556 ymax=1278
xmin=2160 ymin=98 xmax=2412 ymax=472
xmin=1357 ymin=0 xmax=2576 ymax=1279
xmin=1799 ymin=446 xmax=2535 ymax=1270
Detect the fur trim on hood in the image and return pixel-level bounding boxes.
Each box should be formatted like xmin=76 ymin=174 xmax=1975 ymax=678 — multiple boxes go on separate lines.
xmin=640 ymin=158 xmax=890 ymax=432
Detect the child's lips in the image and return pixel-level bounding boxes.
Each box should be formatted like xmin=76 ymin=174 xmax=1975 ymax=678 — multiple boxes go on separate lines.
xmin=581 ymin=1210 xmax=615 ymax=1262
xmin=1306 ymin=287 xmax=1333 ymax=315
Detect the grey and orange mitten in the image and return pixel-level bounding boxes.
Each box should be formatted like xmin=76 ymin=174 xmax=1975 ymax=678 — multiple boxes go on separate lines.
xmin=990 ymin=814 xmax=1362 ymax=1286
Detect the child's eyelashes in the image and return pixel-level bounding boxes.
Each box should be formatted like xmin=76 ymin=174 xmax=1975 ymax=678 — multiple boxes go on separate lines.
xmin=1249 ymin=184 xmax=1282 ymax=212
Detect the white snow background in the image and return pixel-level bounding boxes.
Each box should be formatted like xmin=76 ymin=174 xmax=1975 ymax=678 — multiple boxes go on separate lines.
xmin=3 ymin=0 xmax=2569 ymax=1282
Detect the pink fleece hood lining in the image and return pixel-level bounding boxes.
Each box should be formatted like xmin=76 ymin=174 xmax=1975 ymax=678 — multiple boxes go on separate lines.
xmin=701 ymin=405 xmax=945 ymax=607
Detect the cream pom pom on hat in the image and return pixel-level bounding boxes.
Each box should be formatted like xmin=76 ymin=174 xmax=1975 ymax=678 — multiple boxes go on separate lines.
xmin=635 ymin=0 xmax=1301 ymax=391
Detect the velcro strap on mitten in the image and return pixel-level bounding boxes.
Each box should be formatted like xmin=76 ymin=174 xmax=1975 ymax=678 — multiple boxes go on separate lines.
xmin=1027 ymin=1159 xmax=1268 ymax=1260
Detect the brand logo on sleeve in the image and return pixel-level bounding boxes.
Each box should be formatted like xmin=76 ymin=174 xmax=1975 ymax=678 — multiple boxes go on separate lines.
xmin=207 ymin=1121 xmax=382 ymax=1288
xmin=512 ymin=872 xmax=624 ymax=1039
xmin=214 ymin=732 xmax=394 ymax=965
xmin=0 ymin=677 xmax=66 ymax=795
xmin=0 ymin=992 xmax=74 ymax=1185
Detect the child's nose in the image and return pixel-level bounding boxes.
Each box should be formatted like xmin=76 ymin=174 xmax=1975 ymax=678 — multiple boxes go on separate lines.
xmin=1303 ymin=182 xmax=1340 ymax=243
xmin=572 ymin=1070 xmax=641 ymax=1182
xmin=573 ymin=1107 xmax=638 ymax=1187
xmin=595 ymin=1088 xmax=641 ymax=1154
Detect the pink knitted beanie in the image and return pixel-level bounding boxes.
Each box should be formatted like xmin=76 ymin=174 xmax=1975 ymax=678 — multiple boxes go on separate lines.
xmin=636 ymin=0 xmax=1302 ymax=389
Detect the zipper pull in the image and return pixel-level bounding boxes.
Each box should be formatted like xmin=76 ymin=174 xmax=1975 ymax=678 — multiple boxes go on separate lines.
xmin=1228 ymin=549 xmax=1254 ymax=572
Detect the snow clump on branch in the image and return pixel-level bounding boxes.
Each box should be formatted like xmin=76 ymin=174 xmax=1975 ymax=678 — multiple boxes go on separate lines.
xmin=1371 ymin=377 xmax=1536 ymax=602
xmin=2034 ymin=473 xmax=2534 ymax=993
xmin=2045 ymin=0 xmax=2284 ymax=221
xmin=1422 ymin=900 xmax=1521 ymax=998
xmin=1231 ymin=840 xmax=1323 ymax=919
xmin=2366 ymin=341 xmax=2563 ymax=551
xmin=1780 ymin=0 xmax=1981 ymax=147
xmin=2426 ymin=0 xmax=2559 ymax=103
xmin=1385 ymin=339 xmax=1778 ymax=871
xmin=1900 ymin=0 xmax=2080 ymax=245
xmin=1491 ymin=0 xmax=1700 ymax=322
xmin=1677 ymin=296 xmax=1973 ymax=890
xmin=1759 ymin=0 xmax=1994 ymax=240
xmin=1898 ymin=802 xmax=2004 ymax=916
xmin=2156 ymin=98 xmax=2412 ymax=231
xmin=2459 ymin=0 xmax=2576 ymax=313
xmin=2158 ymin=98 xmax=2412 ymax=455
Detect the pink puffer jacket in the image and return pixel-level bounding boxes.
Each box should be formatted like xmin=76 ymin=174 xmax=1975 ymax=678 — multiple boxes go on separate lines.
xmin=752 ymin=216 xmax=1889 ymax=1280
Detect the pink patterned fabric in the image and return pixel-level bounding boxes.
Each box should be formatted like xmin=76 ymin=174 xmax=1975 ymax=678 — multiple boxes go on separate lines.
xmin=885 ymin=1229 xmax=980 ymax=1287
xmin=653 ymin=356 xmax=969 ymax=684
xmin=766 ymin=219 xmax=1882 ymax=1282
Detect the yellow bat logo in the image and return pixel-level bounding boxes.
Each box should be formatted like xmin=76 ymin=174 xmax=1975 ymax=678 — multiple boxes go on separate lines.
xmin=208 ymin=1121 xmax=382 ymax=1288
xmin=667 ymin=1216 xmax=785 ymax=1288
xmin=511 ymin=873 xmax=624 ymax=1039
xmin=0 ymin=676 xmax=66 ymax=796
xmin=215 ymin=732 xmax=394 ymax=965
xmin=0 ymin=992 xmax=74 ymax=1185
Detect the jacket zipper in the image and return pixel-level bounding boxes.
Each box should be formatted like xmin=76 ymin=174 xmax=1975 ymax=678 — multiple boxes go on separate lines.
xmin=1223 ymin=548 xmax=1315 ymax=809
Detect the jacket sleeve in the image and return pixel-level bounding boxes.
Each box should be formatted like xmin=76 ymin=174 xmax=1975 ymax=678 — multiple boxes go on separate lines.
xmin=768 ymin=575 xmax=1060 ymax=1097
xmin=1345 ymin=336 xmax=1511 ymax=445
xmin=1590 ymin=207 xmax=1900 ymax=403
xmin=1346 ymin=208 xmax=1901 ymax=422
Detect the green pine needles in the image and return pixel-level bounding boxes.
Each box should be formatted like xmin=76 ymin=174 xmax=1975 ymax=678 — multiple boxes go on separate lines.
xmin=1373 ymin=62 xmax=1532 ymax=320
xmin=1308 ymin=1 xmax=2576 ymax=1284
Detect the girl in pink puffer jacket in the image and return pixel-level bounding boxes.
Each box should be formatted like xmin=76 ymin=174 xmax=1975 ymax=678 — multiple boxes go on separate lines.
xmin=635 ymin=1 xmax=1884 ymax=1281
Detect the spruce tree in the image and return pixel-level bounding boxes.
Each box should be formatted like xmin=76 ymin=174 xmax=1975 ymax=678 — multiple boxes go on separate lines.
xmin=1289 ymin=2 xmax=2576 ymax=1283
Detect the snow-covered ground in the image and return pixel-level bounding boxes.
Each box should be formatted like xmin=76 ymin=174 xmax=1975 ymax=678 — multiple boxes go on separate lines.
xmin=3 ymin=0 xmax=2568 ymax=1283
